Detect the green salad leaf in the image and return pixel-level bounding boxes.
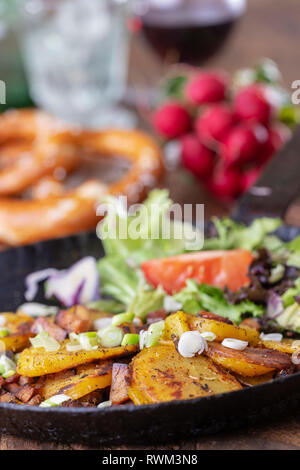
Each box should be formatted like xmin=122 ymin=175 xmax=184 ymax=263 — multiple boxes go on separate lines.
xmin=281 ymin=277 xmax=300 ymax=307
xmin=173 ymin=280 xmax=264 ymax=324
xmin=128 ymin=286 xmax=165 ymax=321
xmin=98 ymin=257 xmax=140 ymax=306
xmin=98 ymin=189 xmax=203 ymax=264
xmin=204 ymin=217 xmax=282 ymax=251
xmin=97 ymin=189 xmax=203 ymax=317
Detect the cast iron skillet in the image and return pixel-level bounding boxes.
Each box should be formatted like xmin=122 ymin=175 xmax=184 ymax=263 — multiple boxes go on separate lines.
xmin=0 ymin=128 xmax=300 ymax=446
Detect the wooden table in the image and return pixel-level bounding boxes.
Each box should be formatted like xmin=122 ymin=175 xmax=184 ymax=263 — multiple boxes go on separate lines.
xmin=1 ymin=0 xmax=300 ymax=450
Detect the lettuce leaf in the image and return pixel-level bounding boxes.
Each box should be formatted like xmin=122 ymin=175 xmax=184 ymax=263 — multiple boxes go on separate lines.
xmin=127 ymin=285 xmax=165 ymax=320
xmin=98 ymin=189 xmax=203 ymax=265
xmin=98 ymin=257 xmax=141 ymax=306
xmin=173 ymin=280 xmax=264 ymax=323
xmin=204 ymin=217 xmax=282 ymax=251
xmin=97 ymin=189 xmax=203 ymax=318
xmin=281 ymin=277 xmax=300 ymax=307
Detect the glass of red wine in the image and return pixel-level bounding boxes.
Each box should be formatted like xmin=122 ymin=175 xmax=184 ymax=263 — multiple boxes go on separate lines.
xmin=133 ymin=0 xmax=247 ymax=64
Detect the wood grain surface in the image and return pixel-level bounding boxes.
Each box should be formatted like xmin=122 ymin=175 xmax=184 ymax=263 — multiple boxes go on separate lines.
xmin=1 ymin=0 xmax=300 ymax=450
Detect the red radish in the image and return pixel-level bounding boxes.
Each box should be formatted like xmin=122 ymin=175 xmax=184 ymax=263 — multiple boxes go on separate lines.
xmin=186 ymin=72 xmax=226 ymax=105
xmin=221 ymin=124 xmax=264 ymax=165
xmin=259 ymin=125 xmax=289 ymax=164
xmin=195 ymin=104 xmax=235 ymax=145
xmin=208 ymin=166 xmax=242 ymax=199
xmin=240 ymin=166 xmax=262 ymax=192
xmin=153 ymin=102 xmax=191 ymax=139
xmin=181 ymin=134 xmax=214 ymax=178
xmin=234 ymin=86 xmax=272 ymax=124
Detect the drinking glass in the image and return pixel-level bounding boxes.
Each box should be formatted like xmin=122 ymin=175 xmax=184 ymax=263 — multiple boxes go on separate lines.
xmin=18 ymin=0 xmax=135 ymax=127
xmin=133 ymin=0 xmax=247 ymax=64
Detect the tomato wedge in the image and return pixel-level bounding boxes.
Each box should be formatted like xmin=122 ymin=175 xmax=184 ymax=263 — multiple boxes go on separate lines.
xmin=141 ymin=250 xmax=253 ymax=294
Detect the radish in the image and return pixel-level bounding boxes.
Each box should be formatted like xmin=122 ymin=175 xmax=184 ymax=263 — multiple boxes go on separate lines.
xmin=180 ymin=133 xmax=214 ymax=179
xmin=186 ymin=72 xmax=227 ymax=105
xmin=195 ymin=104 xmax=235 ymax=145
xmin=153 ymin=102 xmax=191 ymax=139
xmin=234 ymin=86 xmax=272 ymax=125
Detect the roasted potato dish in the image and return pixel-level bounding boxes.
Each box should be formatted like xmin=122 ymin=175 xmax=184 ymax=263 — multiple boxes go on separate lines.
xmin=0 ymin=308 xmax=297 ymax=408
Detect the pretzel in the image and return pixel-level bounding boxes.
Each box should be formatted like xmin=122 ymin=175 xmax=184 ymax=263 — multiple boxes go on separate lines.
xmin=0 ymin=117 xmax=164 ymax=246
xmin=0 ymin=109 xmax=81 ymax=197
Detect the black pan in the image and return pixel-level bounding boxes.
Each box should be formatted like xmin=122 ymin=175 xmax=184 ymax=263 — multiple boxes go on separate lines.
xmin=0 ymin=127 xmax=300 ymax=446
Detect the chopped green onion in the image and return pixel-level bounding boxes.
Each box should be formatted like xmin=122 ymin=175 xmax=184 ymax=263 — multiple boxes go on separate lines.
xmin=111 ymin=312 xmax=134 ymax=327
xmin=93 ymin=317 xmax=112 ymax=330
xmin=121 ymin=333 xmax=139 ymax=346
xmin=39 ymin=394 xmax=71 ymax=408
xmin=30 ymin=330 xmax=60 ymax=352
xmin=97 ymin=400 xmax=112 ymax=409
xmin=78 ymin=332 xmax=98 ymax=350
xmin=97 ymin=326 xmax=123 ymax=348
xmin=2 ymin=370 xmax=16 ymax=379
xmin=66 ymin=342 xmax=83 ymax=352
xmin=200 ymin=331 xmax=216 ymax=342
xmin=0 ymin=354 xmax=16 ymax=377
xmin=0 ymin=328 xmax=10 ymax=338
xmin=145 ymin=320 xmax=165 ymax=348
xmin=66 ymin=331 xmax=99 ymax=352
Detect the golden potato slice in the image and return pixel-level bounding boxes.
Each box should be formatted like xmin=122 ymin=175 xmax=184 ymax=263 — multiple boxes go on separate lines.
xmin=206 ymin=343 xmax=291 ymax=377
xmin=0 ymin=334 xmax=32 ymax=353
xmin=128 ymin=344 xmax=242 ymax=405
xmin=163 ymin=312 xmax=259 ymax=346
xmin=189 ymin=316 xmax=260 ymax=345
xmin=17 ymin=342 xmax=138 ymax=377
xmin=40 ymin=362 xmax=113 ymax=400
xmin=262 ymin=338 xmax=300 ymax=355
xmin=1 ymin=312 xmax=34 ymax=330
xmin=163 ymin=311 xmax=190 ymax=340
xmin=234 ymin=372 xmax=275 ymax=387
xmin=0 ymin=312 xmax=34 ymax=352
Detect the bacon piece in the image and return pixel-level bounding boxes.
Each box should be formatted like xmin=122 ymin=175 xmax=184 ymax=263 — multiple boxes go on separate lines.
xmin=55 ymin=306 xmax=93 ymax=334
xmin=147 ymin=309 xmax=167 ymax=325
xmin=240 ymin=318 xmax=261 ymax=331
xmin=5 ymin=373 xmax=20 ymax=384
xmin=19 ymin=375 xmax=35 ymax=386
xmin=0 ymin=392 xmax=18 ymax=403
xmin=31 ymin=317 xmax=67 ymax=342
xmin=27 ymin=394 xmax=42 ymax=406
xmin=109 ymin=363 xmax=130 ymax=405
xmin=17 ymin=321 xmax=34 ymax=335
xmin=15 ymin=384 xmax=35 ymax=403
xmin=198 ymin=311 xmax=233 ymax=325
xmin=5 ymin=383 xmax=20 ymax=394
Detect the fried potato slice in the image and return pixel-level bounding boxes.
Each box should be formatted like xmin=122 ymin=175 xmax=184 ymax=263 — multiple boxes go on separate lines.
xmin=261 ymin=338 xmax=300 ymax=355
xmin=189 ymin=316 xmax=260 ymax=345
xmin=163 ymin=311 xmax=190 ymax=340
xmin=17 ymin=342 xmax=138 ymax=377
xmin=40 ymin=362 xmax=113 ymax=400
xmin=234 ymin=371 xmax=275 ymax=387
xmin=128 ymin=344 xmax=242 ymax=405
xmin=206 ymin=343 xmax=291 ymax=377
xmin=0 ymin=312 xmax=34 ymax=352
xmin=163 ymin=312 xmax=259 ymax=346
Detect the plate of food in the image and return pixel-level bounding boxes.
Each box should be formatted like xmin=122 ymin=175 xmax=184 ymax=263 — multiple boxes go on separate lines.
xmin=1 ymin=174 xmax=300 ymax=445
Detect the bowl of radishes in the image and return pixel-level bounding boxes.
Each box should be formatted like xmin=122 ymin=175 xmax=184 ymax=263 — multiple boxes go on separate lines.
xmin=152 ymin=59 xmax=299 ymax=201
